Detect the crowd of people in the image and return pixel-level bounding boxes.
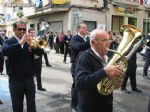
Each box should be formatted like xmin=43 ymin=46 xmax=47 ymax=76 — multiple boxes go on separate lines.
xmin=0 ymin=21 xmax=150 ymax=112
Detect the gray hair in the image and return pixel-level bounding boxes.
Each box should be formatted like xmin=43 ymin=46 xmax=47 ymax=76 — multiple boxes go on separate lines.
xmin=90 ymin=29 xmax=100 ymax=39
xmin=90 ymin=29 xmax=107 ymax=40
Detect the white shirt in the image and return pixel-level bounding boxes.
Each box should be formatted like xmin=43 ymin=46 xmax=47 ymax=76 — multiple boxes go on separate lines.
xmin=91 ymin=47 xmax=108 ymax=66
xmin=14 ymin=35 xmax=24 ymax=48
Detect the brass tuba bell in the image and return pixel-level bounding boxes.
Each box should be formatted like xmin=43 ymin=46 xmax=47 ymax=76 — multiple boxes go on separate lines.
xmin=97 ymin=25 xmax=146 ymax=95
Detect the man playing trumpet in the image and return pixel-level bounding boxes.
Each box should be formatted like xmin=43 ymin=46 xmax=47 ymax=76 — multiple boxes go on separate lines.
xmin=1 ymin=21 xmax=43 ymax=112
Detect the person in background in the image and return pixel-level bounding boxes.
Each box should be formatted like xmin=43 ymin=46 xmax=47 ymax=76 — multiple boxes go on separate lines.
xmin=1 ymin=21 xmax=40 ymax=112
xmin=48 ymin=31 xmax=54 ymax=49
xmin=0 ymin=30 xmax=8 ymax=75
xmin=143 ymin=32 xmax=150 ymax=79
xmin=75 ymin=29 xmax=123 ymax=112
xmin=59 ymin=31 xmax=65 ymax=54
xmin=53 ymin=32 xmax=59 ymax=53
xmin=28 ymin=28 xmax=46 ymax=91
xmin=63 ymin=30 xmax=72 ymax=63
xmin=107 ymin=31 xmax=119 ymax=61
xmin=70 ymin=22 xmax=90 ymax=112
xmin=121 ymin=50 xmax=142 ymax=94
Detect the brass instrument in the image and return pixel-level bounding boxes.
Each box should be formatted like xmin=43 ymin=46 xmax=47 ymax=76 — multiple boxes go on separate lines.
xmin=97 ymin=25 xmax=146 ymax=95
xmin=27 ymin=36 xmax=47 ymax=49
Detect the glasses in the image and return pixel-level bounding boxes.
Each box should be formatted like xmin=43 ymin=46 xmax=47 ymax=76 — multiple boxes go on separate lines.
xmin=95 ymin=39 xmax=112 ymax=43
xmin=16 ymin=28 xmax=26 ymax=31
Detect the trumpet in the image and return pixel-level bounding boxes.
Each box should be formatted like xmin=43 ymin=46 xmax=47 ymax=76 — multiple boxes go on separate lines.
xmin=27 ymin=36 xmax=47 ymax=49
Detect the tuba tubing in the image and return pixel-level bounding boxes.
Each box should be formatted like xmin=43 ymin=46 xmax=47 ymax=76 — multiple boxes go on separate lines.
xmin=97 ymin=25 xmax=146 ymax=95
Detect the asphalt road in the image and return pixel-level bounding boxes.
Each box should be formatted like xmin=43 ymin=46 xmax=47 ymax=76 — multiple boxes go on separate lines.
xmin=0 ymin=50 xmax=150 ymax=112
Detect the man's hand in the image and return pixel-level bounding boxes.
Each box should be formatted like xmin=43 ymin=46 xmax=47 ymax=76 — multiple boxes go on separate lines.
xmin=104 ymin=65 xmax=123 ymax=77
xmin=19 ymin=34 xmax=31 ymax=46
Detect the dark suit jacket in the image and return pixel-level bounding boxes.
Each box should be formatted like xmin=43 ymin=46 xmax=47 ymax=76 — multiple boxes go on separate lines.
xmin=70 ymin=34 xmax=90 ymax=63
xmin=0 ymin=36 xmax=8 ymax=54
xmin=63 ymin=35 xmax=72 ymax=48
xmin=75 ymin=49 xmax=113 ymax=112
xmin=2 ymin=36 xmax=42 ymax=81
xmin=0 ymin=36 xmax=8 ymax=46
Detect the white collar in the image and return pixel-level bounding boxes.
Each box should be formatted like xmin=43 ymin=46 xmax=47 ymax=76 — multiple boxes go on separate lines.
xmin=14 ymin=35 xmax=21 ymax=42
xmin=14 ymin=35 xmax=24 ymax=48
xmin=91 ymin=47 xmax=108 ymax=64
xmin=78 ymin=33 xmax=86 ymax=41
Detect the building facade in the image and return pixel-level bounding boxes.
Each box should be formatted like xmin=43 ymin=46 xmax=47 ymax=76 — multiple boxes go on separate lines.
xmin=0 ymin=0 xmax=150 ymax=36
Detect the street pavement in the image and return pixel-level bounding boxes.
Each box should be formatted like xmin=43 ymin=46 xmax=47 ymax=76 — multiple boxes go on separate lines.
xmin=0 ymin=50 xmax=150 ymax=112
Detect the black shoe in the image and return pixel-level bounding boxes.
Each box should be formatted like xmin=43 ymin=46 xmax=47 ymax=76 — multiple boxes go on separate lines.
xmin=121 ymin=88 xmax=131 ymax=94
xmin=38 ymin=87 xmax=47 ymax=91
xmin=0 ymin=100 xmax=3 ymax=104
xmin=143 ymin=75 xmax=150 ymax=80
xmin=132 ymin=88 xmax=142 ymax=93
xmin=46 ymin=64 xmax=52 ymax=67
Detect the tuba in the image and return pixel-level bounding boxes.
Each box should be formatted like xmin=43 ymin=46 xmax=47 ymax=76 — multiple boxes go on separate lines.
xmin=97 ymin=25 xmax=146 ymax=95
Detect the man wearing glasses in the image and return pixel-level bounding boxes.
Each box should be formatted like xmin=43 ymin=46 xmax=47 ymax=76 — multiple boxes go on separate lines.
xmin=1 ymin=21 xmax=40 ymax=112
xmin=75 ymin=29 xmax=123 ymax=112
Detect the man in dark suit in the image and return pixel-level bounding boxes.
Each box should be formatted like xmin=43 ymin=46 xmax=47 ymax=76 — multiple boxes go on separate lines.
xmin=121 ymin=53 xmax=142 ymax=93
xmin=1 ymin=21 xmax=41 ymax=112
xmin=28 ymin=28 xmax=46 ymax=91
xmin=63 ymin=30 xmax=72 ymax=63
xmin=0 ymin=30 xmax=8 ymax=75
xmin=70 ymin=23 xmax=90 ymax=112
xmin=75 ymin=29 xmax=123 ymax=112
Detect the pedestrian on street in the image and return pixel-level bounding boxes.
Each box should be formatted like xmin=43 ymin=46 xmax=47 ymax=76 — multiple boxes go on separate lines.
xmin=143 ymin=32 xmax=150 ymax=80
xmin=1 ymin=21 xmax=41 ymax=112
xmin=63 ymin=30 xmax=72 ymax=63
xmin=75 ymin=29 xmax=123 ymax=112
xmin=70 ymin=22 xmax=90 ymax=112
xmin=0 ymin=29 xmax=8 ymax=75
xmin=121 ymin=52 xmax=142 ymax=94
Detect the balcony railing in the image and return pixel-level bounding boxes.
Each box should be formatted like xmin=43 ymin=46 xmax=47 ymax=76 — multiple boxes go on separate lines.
xmin=35 ymin=0 xmax=71 ymax=12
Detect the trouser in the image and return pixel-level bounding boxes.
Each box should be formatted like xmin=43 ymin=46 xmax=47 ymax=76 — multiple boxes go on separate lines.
xmin=43 ymin=52 xmax=49 ymax=65
xmin=70 ymin=63 xmax=78 ymax=108
xmin=9 ymin=78 xmax=36 ymax=112
xmin=34 ymin=57 xmax=42 ymax=88
xmin=64 ymin=46 xmax=71 ymax=62
xmin=143 ymin=58 xmax=150 ymax=76
xmin=0 ymin=54 xmax=4 ymax=73
xmin=121 ymin=66 xmax=137 ymax=90
xmin=148 ymin=98 xmax=150 ymax=112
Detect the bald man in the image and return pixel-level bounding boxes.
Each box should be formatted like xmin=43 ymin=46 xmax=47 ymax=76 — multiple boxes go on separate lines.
xmin=75 ymin=29 xmax=123 ymax=112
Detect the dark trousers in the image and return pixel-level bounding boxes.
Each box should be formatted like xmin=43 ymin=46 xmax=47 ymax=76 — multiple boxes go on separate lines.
xmin=70 ymin=63 xmax=78 ymax=108
xmin=148 ymin=98 xmax=150 ymax=112
xmin=34 ymin=57 xmax=42 ymax=88
xmin=63 ymin=46 xmax=71 ymax=62
xmin=43 ymin=52 xmax=49 ymax=65
xmin=59 ymin=42 xmax=64 ymax=54
xmin=143 ymin=58 xmax=150 ymax=76
xmin=9 ymin=78 xmax=36 ymax=112
xmin=121 ymin=66 xmax=137 ymax=90
xmin=0 ymin=54 xmax=4 ymax=73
